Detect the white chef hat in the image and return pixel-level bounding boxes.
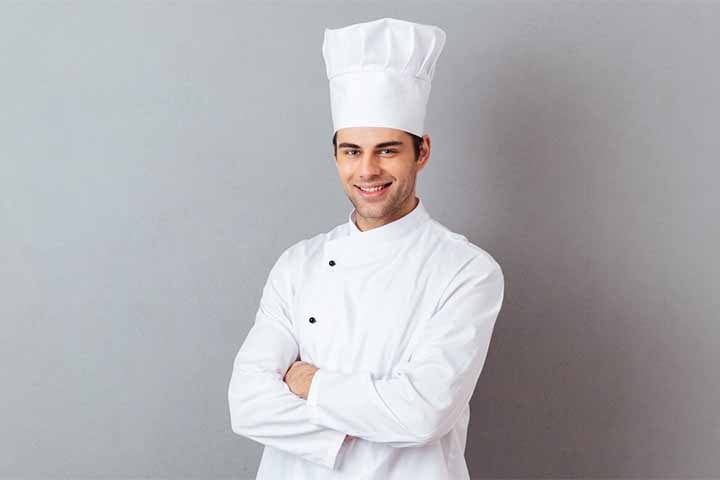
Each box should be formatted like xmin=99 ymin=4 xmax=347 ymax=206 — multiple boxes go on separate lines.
xmin=322 ymin=17 xmax=447 ymax=137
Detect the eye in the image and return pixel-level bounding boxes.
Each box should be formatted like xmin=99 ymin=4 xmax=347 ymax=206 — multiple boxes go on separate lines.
xmin=379 ymin=149 xmax=397 ymax=155
xmin=343 ymin=149 xmax=359 ymax=156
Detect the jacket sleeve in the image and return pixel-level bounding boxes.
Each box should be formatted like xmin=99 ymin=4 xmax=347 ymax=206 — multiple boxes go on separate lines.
xmin=227 ymin=248 xmax=347 ymax=469
xmin=305 ymin=253 xmax=504 ymax=448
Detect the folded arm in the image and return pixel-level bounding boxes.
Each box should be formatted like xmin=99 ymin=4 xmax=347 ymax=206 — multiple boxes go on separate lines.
xmin=227 ymin=248 xmax=347 ymax=469
xmin=306 ymin=253 xmax=505 ymax=448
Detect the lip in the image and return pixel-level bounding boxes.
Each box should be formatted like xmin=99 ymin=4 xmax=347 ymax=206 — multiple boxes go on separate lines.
xmin=355 ymin=182 xmax=392 ymax=198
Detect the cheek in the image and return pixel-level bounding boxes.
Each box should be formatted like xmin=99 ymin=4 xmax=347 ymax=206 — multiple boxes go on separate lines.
xmin=389 ymin=168 xmax=410 ymax=183
xmin=336 ymin=162 xmax=351 ymax=177
xmin=339 ymin=168 xmax=356 ymax=183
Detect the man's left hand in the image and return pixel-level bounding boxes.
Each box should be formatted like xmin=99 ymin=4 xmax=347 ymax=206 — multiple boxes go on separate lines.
xmin=283 ymin=360 xmax=318 ymax=400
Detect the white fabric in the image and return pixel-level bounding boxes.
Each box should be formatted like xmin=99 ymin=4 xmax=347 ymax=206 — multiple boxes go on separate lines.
xmin=228 ymin=197 xmax=504 ymax=479
xmin=322 ymin=17 xmax=447 ymax=136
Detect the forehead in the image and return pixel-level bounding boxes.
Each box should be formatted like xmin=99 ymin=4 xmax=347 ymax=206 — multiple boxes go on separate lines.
xmin=336 ymin=127 xmax=408 ymax=145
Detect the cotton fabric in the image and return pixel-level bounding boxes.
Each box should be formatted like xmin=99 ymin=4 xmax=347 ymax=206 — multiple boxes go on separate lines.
xmin=322 ymin=17 xmax=447 ymax=136
xmin=228 ymin=197 xmax=504 ymax=479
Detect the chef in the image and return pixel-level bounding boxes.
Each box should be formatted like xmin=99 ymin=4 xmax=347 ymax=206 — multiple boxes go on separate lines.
xmin=228 ymin=17 xmax=505 ymax=480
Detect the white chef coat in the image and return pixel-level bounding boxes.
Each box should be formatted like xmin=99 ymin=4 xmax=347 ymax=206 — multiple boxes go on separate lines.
xmin=228 ymin=196 xmax=504 ymax=479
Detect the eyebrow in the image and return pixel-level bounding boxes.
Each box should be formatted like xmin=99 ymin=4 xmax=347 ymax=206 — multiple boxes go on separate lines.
xmin=337 ymin=141 xmax=405 ymax=149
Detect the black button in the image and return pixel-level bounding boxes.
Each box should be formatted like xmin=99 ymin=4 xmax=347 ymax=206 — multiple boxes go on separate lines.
xmin=308 ymin=317 xmax=316 ymax=324
xmin=329 ymin=260 xmax=336 ymax=266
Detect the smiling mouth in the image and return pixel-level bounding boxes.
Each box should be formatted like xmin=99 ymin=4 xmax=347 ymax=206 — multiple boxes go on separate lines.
xmin=355 ymin=182 xmax=392 ymax=193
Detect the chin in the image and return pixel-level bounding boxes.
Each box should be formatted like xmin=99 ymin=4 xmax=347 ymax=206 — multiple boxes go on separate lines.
xmin=357 ymin=201 xmax=391 ymax=216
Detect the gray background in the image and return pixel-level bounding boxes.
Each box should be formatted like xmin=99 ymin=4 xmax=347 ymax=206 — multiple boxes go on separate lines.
xmin=1 ymin=1 xmax=718 ymax=479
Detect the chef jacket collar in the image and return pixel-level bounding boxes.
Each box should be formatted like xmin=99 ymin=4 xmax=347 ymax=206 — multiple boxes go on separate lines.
xmin=325 ymin=196 xmax=431 ymax=266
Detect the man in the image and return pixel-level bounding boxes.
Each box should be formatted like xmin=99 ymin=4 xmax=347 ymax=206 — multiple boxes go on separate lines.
xmin=228 ymin=17 xmax=505 ymax=479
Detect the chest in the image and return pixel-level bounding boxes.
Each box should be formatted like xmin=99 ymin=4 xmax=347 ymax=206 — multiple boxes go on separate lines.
xmin=291 ymin=253 xmax=444 ymax=375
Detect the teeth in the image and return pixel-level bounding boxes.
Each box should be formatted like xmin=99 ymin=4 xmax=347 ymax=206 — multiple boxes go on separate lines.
xmin=359 ymin=184 xmax=388 ymax=192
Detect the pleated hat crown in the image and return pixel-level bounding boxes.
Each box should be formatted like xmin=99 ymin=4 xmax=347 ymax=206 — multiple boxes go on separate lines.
xmin=322 ymin=17 xmax=447 ymax=137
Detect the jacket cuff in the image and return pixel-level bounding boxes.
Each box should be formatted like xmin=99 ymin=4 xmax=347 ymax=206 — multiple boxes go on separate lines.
xmin=307 ymin=368 xmax=322 ymax=406
xmin=306 ymin=369 xmax=346 ymax=469
xmin=318 ymin=428 xmax=346 ymax=470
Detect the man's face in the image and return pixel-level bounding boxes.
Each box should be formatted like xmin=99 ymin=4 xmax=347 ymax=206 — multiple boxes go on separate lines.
xmin=334 ymin=127 xmax=430 ymax=230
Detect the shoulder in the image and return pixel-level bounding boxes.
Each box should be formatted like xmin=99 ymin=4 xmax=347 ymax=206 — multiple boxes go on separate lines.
xmin=271 ymin=221 xmax=346 ymax=272
xmin=423 ymin=217 xmax=503 ymax=280
xmin=422 ymin=219 xmax=505 ymax=313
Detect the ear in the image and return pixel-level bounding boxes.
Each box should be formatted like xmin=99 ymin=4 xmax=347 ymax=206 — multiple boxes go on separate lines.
xmin=417 ymin=134 xmax=431 ymax=170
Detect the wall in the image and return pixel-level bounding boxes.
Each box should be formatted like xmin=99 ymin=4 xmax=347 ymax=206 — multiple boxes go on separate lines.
xmin=1 ymin=1 xmax=718 ymax=478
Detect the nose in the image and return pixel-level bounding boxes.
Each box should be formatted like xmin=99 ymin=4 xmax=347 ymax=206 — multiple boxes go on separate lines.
xmin=357 ymin=151 xmax=383 ymax=178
